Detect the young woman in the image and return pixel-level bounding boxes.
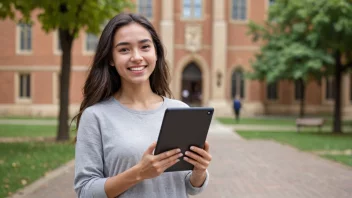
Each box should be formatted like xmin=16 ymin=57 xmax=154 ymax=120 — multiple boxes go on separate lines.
xmin=73 ymin=13 xmax=212 ymax=198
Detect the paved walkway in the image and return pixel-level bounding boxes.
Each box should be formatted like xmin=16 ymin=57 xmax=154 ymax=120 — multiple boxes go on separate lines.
xmin=1 ymin=119 xmax=351 ymax=132
xmin=8 ymin=120 xmax=352 ymax=198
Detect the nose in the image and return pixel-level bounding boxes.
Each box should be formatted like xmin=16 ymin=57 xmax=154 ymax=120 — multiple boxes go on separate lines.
xmin=130 ymin=49 xmax=143 ymax=62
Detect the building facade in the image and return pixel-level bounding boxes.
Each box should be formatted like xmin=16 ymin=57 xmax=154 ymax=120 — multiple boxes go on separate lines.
xmin=0 ymin=0 xmax=351 ymax=118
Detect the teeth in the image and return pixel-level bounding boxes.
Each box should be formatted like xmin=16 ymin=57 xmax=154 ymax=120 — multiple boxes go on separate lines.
xmin=129 ymin=67 xmax=145 ymax=71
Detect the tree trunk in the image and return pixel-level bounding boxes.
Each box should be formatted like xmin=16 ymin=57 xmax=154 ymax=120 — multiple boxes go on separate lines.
xmin=333 ymin=50 xmax=342 ymax=133
xmin=57 ymin=29 xmax=74 ymax=141
xmin=299 ymin=78 xmax=305 ymax=118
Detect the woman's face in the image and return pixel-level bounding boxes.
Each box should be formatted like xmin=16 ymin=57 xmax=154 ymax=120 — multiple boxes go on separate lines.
xmin=111 ymin=23 xmax=157 ymax=86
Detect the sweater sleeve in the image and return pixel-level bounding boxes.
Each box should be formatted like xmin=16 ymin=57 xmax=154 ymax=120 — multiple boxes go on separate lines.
xmin=74 ymin=108 xmax=108 ymax=198
xmin=184 ymin=170 xmax=210 ymax=195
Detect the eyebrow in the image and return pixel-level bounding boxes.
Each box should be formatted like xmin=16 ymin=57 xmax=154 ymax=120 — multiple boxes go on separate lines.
xmin=115 ymin=39 xmax=152 ymax=48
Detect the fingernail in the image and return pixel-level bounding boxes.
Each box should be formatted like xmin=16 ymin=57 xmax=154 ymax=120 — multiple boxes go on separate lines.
xmin=179 ymin=153 xmax=183 ymax=157
xmin=190 ymin=146 xmax=195 ymax=150
xmin=185 ymin=151 xmax=189 ymax=155
xmin=177 ymin=149 xmax=181 ymax=152
xmin=184 ymin=157 xmax=188 ymax=160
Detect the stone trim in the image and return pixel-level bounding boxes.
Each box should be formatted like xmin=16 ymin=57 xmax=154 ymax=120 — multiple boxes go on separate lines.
xmin=174 ymin=54 xmax=210 ymax=106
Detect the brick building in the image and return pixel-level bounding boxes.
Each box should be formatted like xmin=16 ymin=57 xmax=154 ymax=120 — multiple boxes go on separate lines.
xmin=0 ymin=0 xmax=351 ymax=118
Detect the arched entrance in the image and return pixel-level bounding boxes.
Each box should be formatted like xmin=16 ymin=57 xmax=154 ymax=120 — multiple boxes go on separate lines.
xmin=231 ymin=68 xmax=245 ymax=99
xmin=181 ymin=62 xmax=202 ymax=106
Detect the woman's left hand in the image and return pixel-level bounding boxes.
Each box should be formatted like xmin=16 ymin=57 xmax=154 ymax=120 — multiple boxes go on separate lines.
xmin=184 ymin=141 xmax=212 ymax=186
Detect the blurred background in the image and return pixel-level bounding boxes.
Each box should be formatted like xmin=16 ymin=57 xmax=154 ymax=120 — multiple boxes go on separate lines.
xmin=0 ymin=0 xmax=351 ymax=197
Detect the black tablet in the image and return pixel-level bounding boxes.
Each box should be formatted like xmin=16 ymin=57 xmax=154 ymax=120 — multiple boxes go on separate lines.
xmin=154 ymin=107 xmax=214 ymax=172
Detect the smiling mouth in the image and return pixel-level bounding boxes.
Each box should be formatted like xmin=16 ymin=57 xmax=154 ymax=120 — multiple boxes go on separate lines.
xmin=128 ymin=66 xmax=147 ymax=71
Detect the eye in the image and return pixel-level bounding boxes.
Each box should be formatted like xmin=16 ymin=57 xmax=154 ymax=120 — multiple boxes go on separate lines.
xmin=118 ymin=48 xmax=129 ymax=53
xmin=141 ymin=45 xmax=151 ymax=50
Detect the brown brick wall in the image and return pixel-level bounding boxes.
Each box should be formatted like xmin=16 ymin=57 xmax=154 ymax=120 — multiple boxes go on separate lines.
xmin=0 ymin=72 xmax=15 ymax=103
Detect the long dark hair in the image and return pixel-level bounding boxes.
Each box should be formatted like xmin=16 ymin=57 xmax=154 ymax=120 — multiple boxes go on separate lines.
xmin=72 ymin=13 xmax=172 ymax=132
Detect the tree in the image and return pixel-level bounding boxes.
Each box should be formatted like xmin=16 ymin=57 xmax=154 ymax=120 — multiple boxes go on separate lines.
xmin=247 ymin=0 xmax=352 ymax=132
xmin=0 ymin=0 xmax=133 ymax=141
xmin=247 ymin=30 xmax=333 ymax=117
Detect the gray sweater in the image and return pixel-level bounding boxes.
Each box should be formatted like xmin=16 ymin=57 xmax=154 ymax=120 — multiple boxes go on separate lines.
xmin=74 ymin=97 xmax=209 ymax=198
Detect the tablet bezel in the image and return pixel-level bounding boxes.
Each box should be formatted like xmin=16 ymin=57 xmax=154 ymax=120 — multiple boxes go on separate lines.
xmin=154 ymin=107 xmax=214 ymax=172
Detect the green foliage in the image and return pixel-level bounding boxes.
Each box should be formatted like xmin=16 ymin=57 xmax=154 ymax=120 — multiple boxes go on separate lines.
xmin=0 ymin=0 xmax=35 ymax=23
xmin=0 ymin=0 xmax=134 ymax=35
xmin=247 ymin=0 xmax=352 ymax=83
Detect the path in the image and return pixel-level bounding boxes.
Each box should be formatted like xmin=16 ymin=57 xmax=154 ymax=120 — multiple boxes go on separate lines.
xmin=7 ymin=120 xmax=352 ymax=198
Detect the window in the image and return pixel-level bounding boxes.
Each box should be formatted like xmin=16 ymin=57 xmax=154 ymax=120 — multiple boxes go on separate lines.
xmin=325 ymin=77 xmax=335 ymax=100
xmin=183 ymin=0 xmax=202 ymax=19
xmin=232 ymin=0 xmax=247 ymax=21
xmin=138 ymin=0 xmax=153 ymax=18
xmin=267 ymin=82 xmax=278 ymax=100
xmin=269 ymin=0 xmax=275 ymax=6
xmin=57 ymin=73 xmax=61 ymax=100
xmin=53 ymin=30 xmax=62 ymax=54
xmin=350 ymin=74 xmax=352 ymax=102
xmin=57 ymin=36 xmax=61 ymax=51
xmin=294 ymin=80 xmax=303 ymax=100
xmin=231 ymin=70 xmax=245 ymax=99
xmin=85 ymin=33 xmax=98 ymax=52
xmin=18 ymin=23 xmax=32 ymax=52
xmin=19 ymin=74 xmax=31 ymax=99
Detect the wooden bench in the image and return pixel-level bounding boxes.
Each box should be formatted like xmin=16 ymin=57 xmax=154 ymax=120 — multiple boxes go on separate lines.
xmin=296 ymin=118 xmax=325 ymax=133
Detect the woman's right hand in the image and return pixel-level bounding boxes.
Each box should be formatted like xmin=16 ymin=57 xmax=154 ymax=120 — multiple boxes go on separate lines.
xmin=136 ymin=142 xmax=183 ymax=180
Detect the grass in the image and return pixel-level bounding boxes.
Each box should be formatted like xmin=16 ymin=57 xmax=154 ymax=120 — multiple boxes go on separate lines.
xmin=237 ymin=131 xmax=352 ymax=167
xmin=0 ymin=142 xmax=75 ymax=198
xmin=0 ymin=125 xmax=57 ymax=137
xmin=0 ymin=116 xmax=58 ymax=120
xmin=218 ymin=117 xmax=296 ymax=125
xmin=0 ymin=125 xmax=77 ymax=138
xmin=322 ymin=155 xmax=352 ymax=167
xmin=217 ymin=117 xmax=352 ymax=127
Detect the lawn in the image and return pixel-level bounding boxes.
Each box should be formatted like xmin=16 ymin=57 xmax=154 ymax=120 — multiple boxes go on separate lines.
xmin=322 ymin=155 xmax=352 ymax=167
xmin=0 ymin=125 xmax=77 ymax=137
xmin=217 ymin=117 xmax=352 ymax=127
xmin=237 ymin=131 xmax=352 ymax=167
xmin=0 ymin=142 xmax=75 ymax=198
xmin=0 ymin=125 xmax=57 ymax=137
xmin=218 ymin=117 xmax=296 ymax=125
xmin=0 ymin=116 xmax=58 ymax=120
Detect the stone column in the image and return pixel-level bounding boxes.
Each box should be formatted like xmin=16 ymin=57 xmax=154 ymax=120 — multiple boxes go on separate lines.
xmin=160 ymin=0 xmax=175 ymax=93
xmin=208 ymin=0 xmax=231 ymax=116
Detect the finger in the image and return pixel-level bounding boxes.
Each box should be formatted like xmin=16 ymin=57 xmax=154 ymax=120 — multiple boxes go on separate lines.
xmin=159 ymin=152 xmax=183 ymax=167
xmin=204 ymin=141 xmax=210 ymax=152
xmin=144 ymin=142 xmax=157 ymax=155
xmin=155 ymin=148 xmax=181 ymax=161
xmin=189 ymin=146 xmax=212 ymax=161
xmin=161 ymin=156 xmax=181 ymax=170
xmin=184 ymin=156 xmax=206 ymax=170
xmin=185 ymin=151 xmax=209 ymax=167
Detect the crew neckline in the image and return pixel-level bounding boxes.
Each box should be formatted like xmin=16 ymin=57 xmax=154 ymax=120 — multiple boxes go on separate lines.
xmin=111 ymin=96 xmax=167 ymax=115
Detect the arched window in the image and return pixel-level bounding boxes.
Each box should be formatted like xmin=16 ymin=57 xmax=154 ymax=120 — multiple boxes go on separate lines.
xmin=231 ymin=69 xmax=245 ymax=99
xmin=182 ymin=62 xmax=202 ymax=106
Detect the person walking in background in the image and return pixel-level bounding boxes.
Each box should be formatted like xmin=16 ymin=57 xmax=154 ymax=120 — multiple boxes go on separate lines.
xmin=233 ymin=96 xmax=242 ymax=122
